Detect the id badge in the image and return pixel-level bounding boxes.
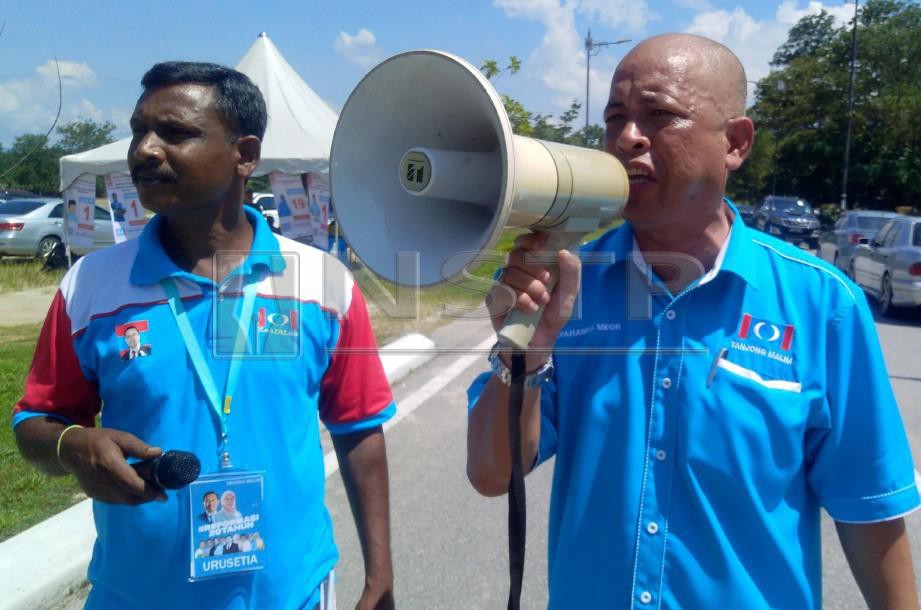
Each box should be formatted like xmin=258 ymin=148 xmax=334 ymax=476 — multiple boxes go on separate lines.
xmin=189 ymin=471 xmax=266 ymax=581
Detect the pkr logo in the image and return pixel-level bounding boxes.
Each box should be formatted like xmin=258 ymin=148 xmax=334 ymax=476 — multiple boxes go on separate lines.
xmin=738 ymin=313 xmax=794 ymax=351
xmin=257 ymin=307 xmax=299 ymax=336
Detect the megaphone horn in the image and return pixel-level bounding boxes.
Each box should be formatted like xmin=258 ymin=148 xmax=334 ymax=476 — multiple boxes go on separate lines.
xmin=330 ymin=49 xmax=629 ymax=350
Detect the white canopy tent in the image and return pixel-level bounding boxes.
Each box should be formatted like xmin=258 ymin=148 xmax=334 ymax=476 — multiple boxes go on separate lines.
xmin=59 ymin=32 xmax=339 ymax=191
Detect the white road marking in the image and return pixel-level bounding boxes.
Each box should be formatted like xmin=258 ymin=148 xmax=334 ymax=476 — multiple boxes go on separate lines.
xmin=324 ymin=335 xmax=495 ymax=478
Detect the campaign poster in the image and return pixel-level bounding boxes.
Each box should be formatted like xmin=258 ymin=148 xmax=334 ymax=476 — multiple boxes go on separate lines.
xmin=189 ymin=472 xmax=266 ymax=580
xmin=304 ymin=173 xmax=330 ymax=251
xmin=104 ymin=173 xmax=148 ymax=243
xmin=62 ymin=174 xmax=95 ymax=251
xmin=269 ymin=172 xmax=311 ymax=242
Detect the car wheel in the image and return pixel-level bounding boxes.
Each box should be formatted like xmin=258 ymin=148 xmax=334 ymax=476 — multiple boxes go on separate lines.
xmin=832 ymin=252 xmax=839 ymax=268
xmin=37 ymin=236 xmax=62 ymax=258
xmin=847 ymin=261 xmax=857 ymax=282
xmin=879 ymin=273 xmax=898 ymax=318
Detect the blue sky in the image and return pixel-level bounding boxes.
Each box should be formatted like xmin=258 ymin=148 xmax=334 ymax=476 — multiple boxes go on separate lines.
xmin=0 ymin=0 xmax=857 ymax=147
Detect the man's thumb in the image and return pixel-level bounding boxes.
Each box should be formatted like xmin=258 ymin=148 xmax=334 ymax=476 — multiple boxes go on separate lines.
xmin=112 ymin=430 xmax=162 ymax=460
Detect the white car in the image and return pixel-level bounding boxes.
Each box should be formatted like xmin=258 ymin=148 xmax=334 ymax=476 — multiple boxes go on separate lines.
xmin=249 ymin=192 xmax=278 ymax=230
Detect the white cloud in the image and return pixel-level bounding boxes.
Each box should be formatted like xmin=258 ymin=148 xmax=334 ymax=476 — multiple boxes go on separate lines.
xmin=673 ymin=0 xmax=713 ymax=10
xmin=334 ymin=28 xmax=385 ymax=70
xmin=74 ymin=99 xmax=105 ymax=122
xmin=579 ymin=0 xmax=653 ymax=32
xmin=686 ymin=2 xmax=855 ymax=105
xmin=0 ymin=59 xmax=105 ymax=141
xmin=492 ymin=0 xmax=650 ymax=125
xmin=36 ymin=60 xmax=97 ymax=88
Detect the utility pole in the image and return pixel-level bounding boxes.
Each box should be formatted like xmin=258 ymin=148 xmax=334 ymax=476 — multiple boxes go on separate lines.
xmin=584 ymin=30 xmax=631 ymax=145
xmin=840 ymin=0 xmax=859 ymax=211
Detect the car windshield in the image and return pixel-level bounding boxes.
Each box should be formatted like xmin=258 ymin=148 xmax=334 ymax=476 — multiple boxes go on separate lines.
xmin=0 ymin=200 xmax=44 ymax=215
xmin=913 ymin=223 xmax=921 ymax=247
xmin=856 ymin=216 xmax=890 ymax=231
xmin=257 ymin=196 xmax=276 ymax=210
xmin=772 ymin=198 xmax=813 ymax=215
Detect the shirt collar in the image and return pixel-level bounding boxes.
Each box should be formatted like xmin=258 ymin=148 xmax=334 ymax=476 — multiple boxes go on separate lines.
xmin=601 ymin=197 xmax=760 ymax=291
xmin=130 ymin=205 xmax=286 ymax=286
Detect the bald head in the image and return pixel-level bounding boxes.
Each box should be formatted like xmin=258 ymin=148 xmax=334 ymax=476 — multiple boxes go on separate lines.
xmin=619 ymin=33 xmax=747 ymax=120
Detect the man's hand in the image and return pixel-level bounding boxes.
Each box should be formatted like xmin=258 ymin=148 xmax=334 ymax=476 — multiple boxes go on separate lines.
xmin=355 ymin=583 xmax=395 ymax=610
xmin=332 ymin=427 xmax=394 ymax=610
xmin=488 ymin=231 xmax=581 ymax=361
xmin=60 ymin=427 xmax=166 ymax=505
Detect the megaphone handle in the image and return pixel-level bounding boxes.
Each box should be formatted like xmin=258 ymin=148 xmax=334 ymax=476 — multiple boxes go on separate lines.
xmin=497 ymin=232 xmax=581 ymax=351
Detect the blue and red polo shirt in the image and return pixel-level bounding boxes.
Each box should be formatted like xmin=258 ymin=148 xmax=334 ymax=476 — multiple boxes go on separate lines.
xmin=469 ymin=205 xmax=919 ymax=609
xmin=14 ymin=207 xmax=395 ymax=609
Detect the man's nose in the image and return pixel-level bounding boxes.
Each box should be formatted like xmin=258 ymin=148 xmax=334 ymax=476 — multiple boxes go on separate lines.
xmin=131 ymin=132 xmax=165 ymax=164
xmin=610 ymin=120 xmax=651 ymax=155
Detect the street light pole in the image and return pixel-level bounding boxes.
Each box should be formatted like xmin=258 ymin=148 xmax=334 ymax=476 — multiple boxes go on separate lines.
xmin=840 ymin=0 xmax=859 ymax=211
xmin=584 ymin=30 xmax=631 ymax=145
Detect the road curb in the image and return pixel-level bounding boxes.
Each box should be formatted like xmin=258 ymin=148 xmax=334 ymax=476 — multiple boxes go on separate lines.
xmin=0 ymin=332 xmax=437 ymax=610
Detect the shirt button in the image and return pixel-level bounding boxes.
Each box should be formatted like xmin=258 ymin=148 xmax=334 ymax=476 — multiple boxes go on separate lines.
xmin=647 ymin=521 xmax=659 ymax=535
xmin=665 ymin=310 xmax=676 ymax=321
xmin=655 ymin=449 xmax=667 ymax=461
xmin=662 ymin=377 xmax=672 ymax=389
xmin=640 ymin=591 xmax=653 ymax=604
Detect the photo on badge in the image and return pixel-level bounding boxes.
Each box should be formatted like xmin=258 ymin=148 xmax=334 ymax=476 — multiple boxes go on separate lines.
xmin=189 ymin=472 xmax=266 ymax=580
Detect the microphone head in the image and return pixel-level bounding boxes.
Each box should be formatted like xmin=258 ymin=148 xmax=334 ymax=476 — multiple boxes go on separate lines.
xmin=154 ymin=450 xmax=201 ymax=489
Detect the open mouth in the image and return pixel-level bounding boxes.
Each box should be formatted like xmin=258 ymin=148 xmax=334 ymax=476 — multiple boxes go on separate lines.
xmin=626 ymin=167 xmax=655 ymax=183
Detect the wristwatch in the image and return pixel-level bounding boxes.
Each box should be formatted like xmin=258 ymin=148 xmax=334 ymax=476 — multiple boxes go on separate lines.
xmin=488 ymin=342 xmax=554 ymax=389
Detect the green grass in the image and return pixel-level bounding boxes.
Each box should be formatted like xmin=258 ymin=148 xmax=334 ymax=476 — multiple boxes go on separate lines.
xmin=0 ymin=323 xmax=85 ymax=542
xmin=0 ymin=258 xmax=65 ymax=294
xmin=353 ymin=228 xmax=527 ymax=343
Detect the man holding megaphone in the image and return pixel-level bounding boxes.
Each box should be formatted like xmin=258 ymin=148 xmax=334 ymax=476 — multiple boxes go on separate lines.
xmin=467 ymin=34 xmax=918 ymax=609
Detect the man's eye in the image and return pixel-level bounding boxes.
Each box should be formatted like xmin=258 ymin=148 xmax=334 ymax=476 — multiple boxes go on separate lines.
xmin=652 ymin=109 xmax=673 ymax=117
xmin=604 ymin=114 xmax=626 ymax=124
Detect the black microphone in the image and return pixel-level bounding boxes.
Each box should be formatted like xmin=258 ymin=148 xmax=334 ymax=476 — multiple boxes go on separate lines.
xmin=132 ymin=450 xmax=201 ymax=490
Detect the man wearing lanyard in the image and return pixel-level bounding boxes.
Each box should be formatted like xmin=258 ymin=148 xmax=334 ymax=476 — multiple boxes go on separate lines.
xmin=467 ymin=34 xmax=919 ymax=608
xmin=13 ymin=62 xmax=395 ymax=609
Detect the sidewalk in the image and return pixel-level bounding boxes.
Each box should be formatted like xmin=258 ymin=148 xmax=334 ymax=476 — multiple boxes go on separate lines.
xmin=0 ymin=285 xmax=55 ymax=327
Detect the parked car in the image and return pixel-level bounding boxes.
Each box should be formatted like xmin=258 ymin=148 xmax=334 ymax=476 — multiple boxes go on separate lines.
xmin=849 ymin=215 xmax=921 ymax=316
xmin=0 ymin=188 xmax=39 ymax=203
xmin=735 ymin=203 xmax=756 ymax=225
xmin=0 ymin=198 xmax=115 ymax=257
xmin=817 ymin=210 xmax=901 ymax=271
xmin=248 ymin=192 xmax=278 ymax=229
xmin=753 ymin=196 xmax=821 ymax=248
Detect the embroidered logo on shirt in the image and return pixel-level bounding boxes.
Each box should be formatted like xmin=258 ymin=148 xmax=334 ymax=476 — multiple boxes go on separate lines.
xmin=738 ymin=313 xmax=794 ymax=351
xmin=256 ymin=307 xmax=299 ymax=337
xmin=116 ymin=320 xmax=153 ymax=361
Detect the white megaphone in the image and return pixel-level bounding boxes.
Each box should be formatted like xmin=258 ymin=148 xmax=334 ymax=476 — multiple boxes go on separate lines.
xmin=330 ymin=50 xmax=629 ymax=350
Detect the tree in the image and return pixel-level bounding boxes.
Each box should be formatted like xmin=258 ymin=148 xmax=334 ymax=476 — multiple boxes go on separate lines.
xmin=2 ymin=134 xmax=62 ymax=194
xmin=480 ymin=57 xmax=605 ymax=149
xmin=735 ymin=0 xmax=921 ymax=209
xmin=771 ymin=12 xmax=837 ymax=66
xmin=57 ymin=119 xmax=116 ymax=155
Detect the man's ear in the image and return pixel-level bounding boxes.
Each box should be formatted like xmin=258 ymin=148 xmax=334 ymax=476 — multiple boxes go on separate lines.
xmin=236 ymin=135 xmax=262 ymax=177
xmin=725 ymin=116 xmax=754 ymax=171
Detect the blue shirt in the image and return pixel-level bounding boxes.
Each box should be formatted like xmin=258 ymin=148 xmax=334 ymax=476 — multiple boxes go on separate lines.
xmin=15 ymin=208 xmax=395 ymax=609
xmin=469 ymin=207 xmax=919 ymax=609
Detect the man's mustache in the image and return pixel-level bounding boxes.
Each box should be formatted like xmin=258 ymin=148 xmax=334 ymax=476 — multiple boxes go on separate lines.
xmin=131 ymin=168 xmax=177 ymax=183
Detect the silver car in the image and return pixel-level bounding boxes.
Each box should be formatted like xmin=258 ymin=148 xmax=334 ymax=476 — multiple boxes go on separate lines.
xmin=849 ymin=215 xmax=921 ymax=316
xmin=818 ymin=210 xmax=901 ymax=271
xmin=0 ymin=198 xmax=116 ymax=257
